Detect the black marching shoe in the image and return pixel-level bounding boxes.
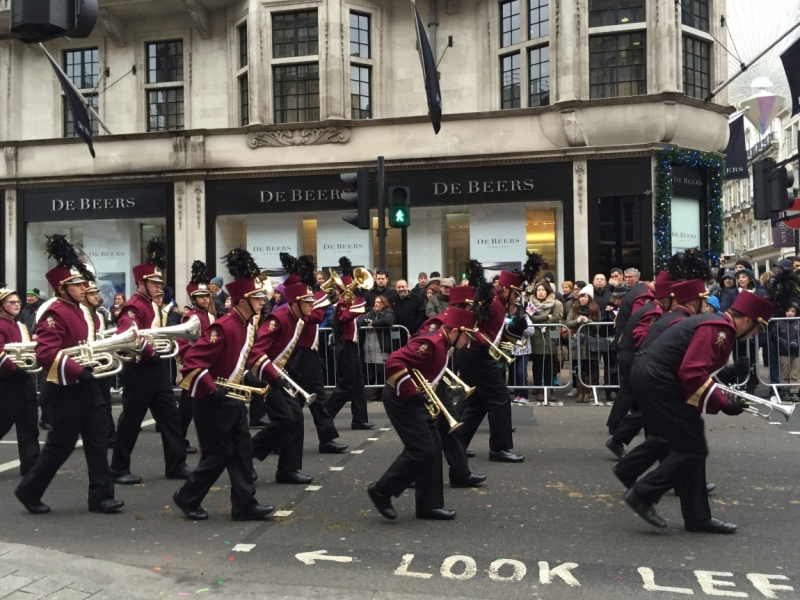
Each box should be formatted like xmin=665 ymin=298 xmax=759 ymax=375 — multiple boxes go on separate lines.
xmin=706 ymin=482 xmax=716 ymax=494
xmin=684 ymin=517 xmax=737 ymax=534
xmin=113 ymin=473 xmax=143 ymax=485
xmin=275 ymin=470 xmax=313 ymax=484
xmin=249 ymin=416 xmax=270 ymax=429
xmin=416 ymin=507 xmax=456 ymax=520
xmin=232 ymin=504 xmax=275 ymax=521
xmin=450 ymin=473 xmax=487 ymax=488
xmin=166 ymin=465 xmax=192 ymax=480
xmin=489 ymin=450 xmax=525 ymax=463
xmin=173 ymin=490 xmax=208 ymax=520
xmin=623 ymin=488 xmax=667 ymax=529
xmin=185 ymin=440 xmax=198 ymax=455
xmin=319 ymin=441 xmax=348 ymax=454
xmin=89 ymin=499 xmax=124 ymax=514
xmin=351 ymin=422 xmax=375 ymax=430
xmin=605 ymin=438 xmax=627 ymax=460
xmin=367 ymin=483 xmax=397 ymax=520
xmin=14 ymin=490 xmax=50 ymax=515
xmin=38 ymin=420 xmax=52 ymax=431
xmin=465 ymin=450 xmax=475 ymax=458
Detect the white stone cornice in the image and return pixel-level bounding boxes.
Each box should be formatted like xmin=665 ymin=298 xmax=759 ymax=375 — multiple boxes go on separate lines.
xmin=185 ymin=0 xmax=211 ymax=40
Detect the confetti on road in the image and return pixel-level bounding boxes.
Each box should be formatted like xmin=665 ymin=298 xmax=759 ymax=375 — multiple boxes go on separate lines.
xmin=274 ymin=510 xmax=293 ymax=517
xmin=329 ymin=467 xmax=344 ymax=471
xmin=224 ymin=541 xmax=230 ymax=545
xmin=351 ymin=450 xmax=363 ymax=454
xmin=196 ymin=588 xmax=209 ymax=593
xmin=228 ymin=556 xmax=234 ymax=561
xmin=306 ymin=485 xmax=322 ymax=491
xmin=217 ymin=578 xmax=224 ymax=584
xmin=232 ymin=544 xmax=256 ymax=552
xmin=178 ymin=593 xmax=189 ymax=596
xmin=154 ymin=567 xmax=162 ymax=571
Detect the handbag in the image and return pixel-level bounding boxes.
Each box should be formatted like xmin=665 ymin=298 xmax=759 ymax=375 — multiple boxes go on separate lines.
xmin=588 ymin=335 xmax=611 ymax=354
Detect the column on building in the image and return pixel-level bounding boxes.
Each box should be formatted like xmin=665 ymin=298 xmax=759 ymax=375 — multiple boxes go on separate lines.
xmin=572 ymin=159 xmax=589 ymax=283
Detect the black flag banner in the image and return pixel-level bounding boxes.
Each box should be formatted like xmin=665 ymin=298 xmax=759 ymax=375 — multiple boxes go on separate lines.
xmin=45 ymin=52 xmax=95 ymax=158
xmin=411 ymin=1 xmax=442 ymax=134
xmin=781 ymin=36 xmax=800 ymax=117
xmin=723 ymin=115 xmax=748 ymax=180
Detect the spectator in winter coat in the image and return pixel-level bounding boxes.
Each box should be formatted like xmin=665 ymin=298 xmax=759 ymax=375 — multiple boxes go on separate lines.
xmin=17 ymin=288 xmax=44 ymax=337
xmin=392 ymin=279 xmax=426 ymax=336
xmin=410 ymin=272 xmax=428 ymax=299
xmin=776 ymin=303 xmax=800 ymax=401
xmin=426 ymin=277 xmax=452 ymax=317
xmin=592 ymin=274 xmax=612 ymax=313
xmin=717 ymin=270 xmax=737 ymax=311
xmin=565 ymin=288 xmax=601 ymax=402
xmin=727 ymin=268 xmax=766 ymax=393
xmin=528 ymin=281 xmax=564 ymax=402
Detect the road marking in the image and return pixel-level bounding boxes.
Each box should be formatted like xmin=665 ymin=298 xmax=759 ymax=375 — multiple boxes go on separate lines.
xmin=142 ymin=419 xmax=156 ymax=427
xmin=232 ymin=544 xmax=256 ymax=552
xmin=790 ymin=431 xmax=800 ymax=435
xmin=695 ymin=571 xmax=747 ymax=597
xmin=367 ymin=438 xmax=378 ymax=441
xmin=306 ymin=485 xmax=322 ymax=491
xmin=769 ymin=422 xmax=782 ymax=425
xmin=274 ymin=510 xmax=293 ymax=517
xmin=489 ymin=559 xmax=527 ymax=582
xmin=638 ymin=567 xmax=693 ymax=594
xmin=441 ymin=555 xmax=477 ymax=580
xmin=394 ymin=554 xmax=432 ymax=579
xmin=295 ymin=550 xmax=353 ymax=565
xmin=0 ymin=440 xmax=82 ymax=473
xmin=351 ymin=450 xmax=363 ymax=454
xmin=329 ymin=467 xmax=344 ymax=471
xmin=746 ymin=574 xmax=794 ymax=597
xmin=0 ymin=441 xmax=43 ymax=444
xmin=539 ymin=562 xmax=580 ymax=587
xmin=379 ymin=428 xmax=391 ymax=431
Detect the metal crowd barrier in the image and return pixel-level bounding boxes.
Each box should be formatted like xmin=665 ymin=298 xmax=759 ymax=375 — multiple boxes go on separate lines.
xmin=574 ymin=322 xmax=619 ymax=406
xmin=506 ymin=323 xmax=573 ymax=406
xmin=758 ymin=316 xmax=800 ymax=401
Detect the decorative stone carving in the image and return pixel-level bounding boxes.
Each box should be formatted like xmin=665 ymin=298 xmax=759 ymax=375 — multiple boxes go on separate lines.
xmin=176 ymin=184 xmax=185 ymax=231
xmin=246 ymin=127 xmax=351 ymax=149
xmin=561 ymin=109 xmax=587 ymax=147
xmin=185 ymin=0 xmax=210 ymax=40
xmin=98 ymin=9 xmax=124 ymax=47
xmin=194 ymin=182 xmax=203 ymax=230
xmin=574 ymin=163 xmax=585 ymax=216
xmin=6 ymin=190 xmax=14 ymax=237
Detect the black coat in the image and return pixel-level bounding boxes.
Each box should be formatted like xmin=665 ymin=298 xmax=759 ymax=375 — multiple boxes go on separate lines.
xmin=214 ymin=291 xmax=229 ymax=317
xmin=392 ymin=293 xmax=426 ymax=335
xmin=17 ymin=299 xmax=44 ymax=335
xmin=365 ymin=286 xmax=398 ymax=309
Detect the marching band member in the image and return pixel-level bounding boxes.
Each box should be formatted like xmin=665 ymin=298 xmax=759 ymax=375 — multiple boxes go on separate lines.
xmin=15 ymin=235 xmax=122 ymax=514
xmin=622 ymin=292 xmax=774 ymax=534
xmin=176 ymin=261 xmax=217 ymax=455
xmin=325 ymin=257 xmax=373 ymax=430
xmin=367 ymin=307 xmax=477 ymax=521
xmin=247 ymin=282 xmax=316 ymax=484
xmin=110 ymin=239 xmax=190 ymax=485
xmin=174 ymin=249 xmax=274 ymax=521
xmin=0 ymin=286 xmax=40 ymax=476
xmin=83 ymin=281 xmax=116 ymax=447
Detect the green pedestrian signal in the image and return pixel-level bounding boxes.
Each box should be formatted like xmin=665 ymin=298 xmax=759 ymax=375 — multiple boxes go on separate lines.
xmin=388 ymin=186 xmax=411 ymax=228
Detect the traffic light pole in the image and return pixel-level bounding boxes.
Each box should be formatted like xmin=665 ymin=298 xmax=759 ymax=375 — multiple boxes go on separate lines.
xmin=377 ymin=155 xmax=387 ymax=270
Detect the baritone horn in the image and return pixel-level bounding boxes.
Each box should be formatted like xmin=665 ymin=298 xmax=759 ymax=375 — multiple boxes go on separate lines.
xmin=63 ymin=327 xmax=141 ymax=379
xmin=410 ymin=369 xmax=463 ymax=434
xmin=443 ymin=368 xmax=475 ymax=398
xmin=340 ymin=267 xmax=374 ymax=303
xmin=717 ymin=384 xmax=795 ymax=422
xmin=320 ymin=267 xmax=345 ymax=301
xmin=139 ymin=314 xmax=202 ymax=358
xmin=4 ymin=341 xmax=41 ymax=373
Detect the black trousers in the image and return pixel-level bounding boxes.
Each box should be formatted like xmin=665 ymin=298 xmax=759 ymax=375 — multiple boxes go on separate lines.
xmin=607 ymin=348 xmax=635 ymax=433
xmin=16 ymin=381 xmax=114 ymax=509
xmin=0 ymin=372 xmax=40 ymax=475
xmin=178 ymin=390 xmax=193 ymax=443
xmin=287 ymin=347 xmax=340 ymax=444
xmin=376 ymin=386 xmax=445 ymax=512
xmin=174 ymin=390 xmax=258 ymax=513
xmin=436 ymin=382 xmax=470 ymax=481
xmin=38 ymin=372 xmax=52 ymax=425
xmin=326 ymin=340 xmax=368 ymax=424
xmin=249 ymin=390 xmax=268 ymax=422
xmin=455 ymin=346 xmax=514 ymax=452
xmin=110 ymin=361 xmax=187 ymax=478
xmin=250 ymin=385 xmax=304 ymax=472
xmin=96 ymin=375 xmax=115 ymax=441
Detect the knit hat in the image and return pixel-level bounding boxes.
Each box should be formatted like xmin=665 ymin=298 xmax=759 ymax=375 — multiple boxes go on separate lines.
xmin=611 ymin=285 xmax=629 ymax=298
xmin=579 ymin=284 xmax=594 ymax=298
xmin=26 ymin=288 xmax=42 ymax=300
xmin=706 ymin=296 xmax=721 ymax=313
xmin=210 ymin=276 xmax=223 ymax=288
xmin=735 ymin=259 xmax=753 ymax=271
xmin=721 ymin=270 xmax=736 ymax=281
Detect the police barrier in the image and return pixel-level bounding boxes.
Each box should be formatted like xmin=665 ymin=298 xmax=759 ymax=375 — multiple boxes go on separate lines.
xmin=574 ymin=322 xmax=618 ymax=406
xmin=758 ymin=316 xmax=800 ymax=401
xmin=506 ymin=323 xmax=573 ymax=406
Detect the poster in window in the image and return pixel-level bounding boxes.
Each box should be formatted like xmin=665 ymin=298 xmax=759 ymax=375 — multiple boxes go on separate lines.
xmin=671 ymin=197 xmax=701 ymax=253
xmin=97 ymin=272 xmax=126 ymax=310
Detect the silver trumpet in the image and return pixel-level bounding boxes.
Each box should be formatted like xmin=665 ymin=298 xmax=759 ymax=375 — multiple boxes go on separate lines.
xmin=717 ymin=383 xmax=795 ymax=422
xmin=63 ymin=328 xmax=141 ymax=379
xmin=4 ymin=341 xmax=41 ymax=373
xmin=443 ymin=368 xmax=475 ymax=398
xmin=138 ymin=315 xmax=202 ymax=358
xmin=277 ymin=367 xmax=317 ymax=405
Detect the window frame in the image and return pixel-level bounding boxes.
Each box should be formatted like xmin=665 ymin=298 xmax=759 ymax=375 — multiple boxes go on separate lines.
xmin=588 ymin=0 xmax=646 ymax=28
xmin=681 ymin=0 xmax=709 ymax=33
xmin=143 ymin=38 xmax=186 ymax=132
xmin=273 ymin=62 xmax=321 ymax=124
xmin=272 ymin=9 xmax=320 ymax=59
xmin=500 ymin=52 xmax=521 ymax=109
xmin=500 ymin=0 xmax=521 ymax=49
xmin=234 ymin=17 xmax=250 ymax=127
xmin=350 ymin=64 xmax=372 ymax=119
xmin=348 ymin=7 xmax=375 ymax=120
xmin=61 ymin=47 xmax=101 ymax=139
xmin=528 ymin=44 xmax=550 ymax=107
xmin=589 ymin=31 xmax=647 ymax=100
xmin=682 ymin=34 xmax=711 ymax=101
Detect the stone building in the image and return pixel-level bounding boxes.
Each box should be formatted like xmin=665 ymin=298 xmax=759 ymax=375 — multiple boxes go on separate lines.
xmin=0 ymin=0 xmax=730 ymax=302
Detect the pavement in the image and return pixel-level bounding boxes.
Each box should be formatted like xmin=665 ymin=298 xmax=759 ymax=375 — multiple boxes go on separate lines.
xmin=0 ymin=393 xmax=799 ymax=599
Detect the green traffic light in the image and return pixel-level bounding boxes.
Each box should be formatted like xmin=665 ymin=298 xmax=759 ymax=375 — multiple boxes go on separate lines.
xmin=389 ymin=206 xmax=409 ymax=228
xmin=395 ymin=209 xmax=405 ymax=222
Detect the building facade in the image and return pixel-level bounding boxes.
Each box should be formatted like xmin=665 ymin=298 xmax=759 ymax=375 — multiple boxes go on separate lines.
xmin=0 ymin=0 xmax=729 ymax=303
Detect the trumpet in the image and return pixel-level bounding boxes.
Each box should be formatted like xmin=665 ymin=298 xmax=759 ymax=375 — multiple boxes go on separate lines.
xmin=411 ymin=369 xmax=463 ymax=434
xmin=717 ymin=384 xmax=795 ymax=422
xmin=63 ymin=328 xmax=141 ymax=379
xmin=4 ymin=341 xmax=41 ymax=373
xmin=442 ymin=368 xmax=475 ymax=398
xmin=215 ymin=378 xmax=267 ymax=403
xmin=477 ymin=330 xmax=515 ymax=365
xmin=139 ymin=315 xmax=202 ymax=358
xmin=277 ymin=367 xmax=317 ymax=405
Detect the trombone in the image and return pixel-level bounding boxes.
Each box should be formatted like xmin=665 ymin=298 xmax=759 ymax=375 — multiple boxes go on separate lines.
xmin=717 ymin=383 xmax=795 ymax=422
xmin=442 ymin=368 xmax=475 ymax=398
xmin=410 ymin=369 xmax=463 ymax=434
xmin=215 ymin=378 xmax=267 ymax=403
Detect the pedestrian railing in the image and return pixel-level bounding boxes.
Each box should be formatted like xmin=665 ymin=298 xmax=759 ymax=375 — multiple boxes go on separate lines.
xmin=757 ymin=316 xmax=800 ymax=402
xmin=506 ymin=323 xmax=573 ymax=406
xmin=574 ymin=322 xmax=619 ymax=406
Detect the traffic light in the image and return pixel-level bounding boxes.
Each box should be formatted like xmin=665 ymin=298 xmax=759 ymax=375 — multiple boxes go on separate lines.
xmin=388 ymin=186 xmax=411 ymax=228
xmin=770 ymin=165 xmax=795 ymax=213
xmin=341 ymin=168 xmax=370 ymax=230
xmin=753 ymin=158 xmax=773 ymax=220
xmin=11 ymin=0 xmax=98 ymax=43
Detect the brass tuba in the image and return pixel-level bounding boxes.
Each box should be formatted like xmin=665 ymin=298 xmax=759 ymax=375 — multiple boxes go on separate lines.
xmin=411 ymin=369 xmax=463 ymax=434
xmin=138 ymin=315 xmax=202 ymax=358
xmin=4 ymin=341 xmax=41 ymax=373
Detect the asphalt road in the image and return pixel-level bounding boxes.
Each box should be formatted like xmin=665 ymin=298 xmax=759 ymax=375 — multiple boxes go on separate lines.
xmin=0 ymin=397 xmax=799 ymax=599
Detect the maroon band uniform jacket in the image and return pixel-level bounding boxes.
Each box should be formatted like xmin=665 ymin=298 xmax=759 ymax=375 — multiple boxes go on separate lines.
xmin=176 ymin=307 xmax=215 ymax=363
xmin=179 ymin=308 xmax=256 ymax=398
xmin=116 ymin=291 xmax=160 ymax=360
xmin=297 ymin=291 xmax=330 ymax=350
xmin=385 ymin=329 xmax=451 ymax=398
xmin=334 ymin=298 xmax=366 ymax=343
xmin=35 ymin=297 xmax=95 ymax=386
xmin=248 ymin=307 xmax=305 ymax=382
xmin=0 ymin=315 xmax=30 ymax=377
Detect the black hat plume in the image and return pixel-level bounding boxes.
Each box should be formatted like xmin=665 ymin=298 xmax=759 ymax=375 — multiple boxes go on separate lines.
xmin=223 ymin=247 xmax=261 ymax=280
xmin=45 ymin=234 xmax=94 ymax=282
xmin=339 ymin=256 xmax=354 ymax=278
xmin=666 ymin=248 xmax=711 ymax=282
xmin=189 ymin=260 xmax=210 ymax=286
xmin=298 ymin=255 xmax=317 ymax=286
xmin=522 ymin=251 xmax=545 ymax=285
xmin=465 ymin=258 xmax=494 ymax=322
xmin=765 ymin=268 xmax=800 ymax=311
xmin=280 ymin=252 xmax=301 ymax=276
xmin=145 ymin=238 xmax=168 ymax=270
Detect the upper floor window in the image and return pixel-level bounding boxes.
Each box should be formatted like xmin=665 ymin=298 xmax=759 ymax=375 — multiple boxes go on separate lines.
xmin=529 ymin=0 xmax=549 ymax=40
xmin=589 ymin=32 xmax=646 ymax=99
xmin=350 ymin=12 xmax=370 ymax=58
xmin=683 ymin=36 xmax=710 ymax=100
xmin=529 ymin=45 xmax=550 ymax=107
xmin=501 ymin=53 xmax=521 ymax=108
xmin=239 ymin=23 xmax=248 ymax=68
xmin=238 ymin=22 xmax=249 ymax=126
xmin=147 ymin=40 xmax=183 ymax=83
xmin=589 ymin=0 xmax=645 ymax=28
xmin=63 ymin=49 xmax=99 ymax=138
xmin=274 ymin=64 xmax=320 ymax=124
xmin=273 ymin=10 xmax=318 ymax=58
xmin=501 ymin=0 xmax=521 ymax=48
xmin=145 ymin=40 xmax=184 ymax=131
xmin=681 ymin=0 xmax=709 ymax=32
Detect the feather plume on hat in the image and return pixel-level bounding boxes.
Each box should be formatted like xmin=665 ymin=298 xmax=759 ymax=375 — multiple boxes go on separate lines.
xmin=223 ymin=247 xmax=261 ymax=280
xmin=280 ymin=252 xmax=301 ymax=275
xmin=145 ymin=238 xmax=168 ymax=270
xmin=189 ymin=260 xmax=210 ymax=285
xmin=45 ymin=234 xmax=94 ymax=282
xmin=764 ymin=268 xmax=800 ymax=311
xmin=666 ymin=248 xmax=711 ymax=282
xmin=465 ymin=258 xmax=494 ymax=322
xmin=339 ymin=256 xmax=354 ymax=278
xmin=298 ymin=255 xmax=317 ymax=287
xmin=522 ymin=251 xmax=545 ymax=287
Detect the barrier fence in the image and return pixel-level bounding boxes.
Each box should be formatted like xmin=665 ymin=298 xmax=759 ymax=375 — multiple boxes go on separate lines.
xmin=506 ymin=323 xmax=573 ymax=406
xmin=574 ymin=322 xmax=618 ymax=406
xmin=758 ymin=316 xmax=800 ymax=402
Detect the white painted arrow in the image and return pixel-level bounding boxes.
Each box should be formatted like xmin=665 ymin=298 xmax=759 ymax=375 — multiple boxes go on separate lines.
xmin=295 ymin=550 xmax=354 ymax=565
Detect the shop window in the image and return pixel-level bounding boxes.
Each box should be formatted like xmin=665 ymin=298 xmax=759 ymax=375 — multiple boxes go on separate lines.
xmin=529 ymin=0 xmax=549 ymax=40
xmin=239 ymin=75 xmax=249 ymax=126
xmin=145 ymin=40 xmax=184 ymax=132
xmin=446 ymin=213 xmax=470 ymax=281
xmin=350 ymin=12 xmax=370 ymax=58
xmin=351 ymin=65 xmax=371 ymax=119
xmin=501 ymin=53 xmax=521 ymax=109
xmin=500 ymin=0 xmax=521 ymax=48
xmin=683 ymin=36 xmax=710 ymax=100
xmin=681 ymin=0 xmax=709 ymax=32
xmin=64 ymin=94 xmax=99 ymax=138
xmin=273 ymin=64 xmax=320 ymax=124
xmin=273 ymin=10 xmax=318 ymax=58
xmin=597 ymin=196 xmax=641 ymax=276
xmin=589 ymin=0 xmax=645 ymax=27
xmin=589 ymin=33 xmax=646 ymax=99
xmin=63 ymin=49 xmax=99 ymax=138
xmin=528 ymin=45 xmax=550 ymax=107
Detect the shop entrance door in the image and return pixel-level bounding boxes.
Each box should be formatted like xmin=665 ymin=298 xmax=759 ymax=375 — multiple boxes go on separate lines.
xmin=597 ymin=196 xmax=643 ymax=277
